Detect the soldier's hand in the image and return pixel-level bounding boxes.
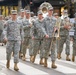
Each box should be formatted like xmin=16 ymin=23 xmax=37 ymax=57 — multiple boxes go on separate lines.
xmin=68 ymin=26 xmax=71 ymax=29
xmin=3 ymin=38 xmax=7 ymax=43
xmin=64 ymin=25 xmax=69 ymax=29
xmin=32 ymin=36 xmax=34 ymax=40
xmin=29 ymin=24 xmax=32 ymax=27
xmin=70 ymin=37 xmax=73 ymax=41
xmin=54 ymin=27 xmax=58 ymax=32
xmin=45 ymin=35 xmax=49 ymax=38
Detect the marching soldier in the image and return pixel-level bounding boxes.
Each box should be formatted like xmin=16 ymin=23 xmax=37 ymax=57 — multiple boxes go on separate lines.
xmin=17 ymin=9 xmax=25 ymax=21
xmin=53 ymin=13 xmax=62 ymax=58
xmin=17 ymin=9 xmax=25 ymax=58
xmin=22 ymin=10 xmax=32 ymax=61
xmin=29 ymin=11 xmax=48 ymax=63
xmin=3 ymin=10 xmax=24 ymax=71
xmin=58 ymin=10 xmax=71 ymax=61
xmin=72 ymin=13 xmax=76 ymax=62
xmin=0 ymin=15 xmax=4 ymax=45
xmin=41 ymin=6 xmax=58 ymax=68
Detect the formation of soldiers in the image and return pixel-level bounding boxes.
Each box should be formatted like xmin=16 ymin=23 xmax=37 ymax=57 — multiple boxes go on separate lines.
xmin=0 ymin=3 xmax=76 ymax=71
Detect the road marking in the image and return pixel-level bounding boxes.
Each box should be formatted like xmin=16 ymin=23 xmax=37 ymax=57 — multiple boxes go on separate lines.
xmin=34 ymin=59 xmax=76 ymax=74
xmin=0 ymin=60 xmax=48 ymax=75
xmin=0 ymin=58 xmax=76 ymax=74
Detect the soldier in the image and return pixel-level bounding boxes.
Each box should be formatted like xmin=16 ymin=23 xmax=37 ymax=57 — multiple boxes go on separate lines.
xmin=41 ymin=6 xmax=58 ymax=68
xmin=17 ymin=9 xmax=25 ymax=21
xmin=57 ymin=10 xmax=71 ymax=60
xmin=53 ymin=13 xmax=62 ymax=58
xmin=72 ymin=13 xmax=76 ymax=62
xmin=22 ymin=10 xmax=32 ymax=61
xmin=0 ymin=15 xmax=4 ymax=45
xmin=17 ymin=9 xmax=25 ymax=58
xmin=3 ymin=10 xmax=24 ymax=71
xmin=29 ymin=11 xmax=48 ymax=63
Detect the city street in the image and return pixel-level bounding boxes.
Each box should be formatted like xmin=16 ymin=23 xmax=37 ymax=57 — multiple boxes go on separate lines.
xmin=0 ymin=42 xmax=76 ymax=75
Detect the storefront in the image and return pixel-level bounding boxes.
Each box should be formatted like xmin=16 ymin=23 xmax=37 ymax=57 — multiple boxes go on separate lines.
xmin=30 ymin=0 xmax=65 ymax=16
xmin=0 ymin=0 xmax=18 ymax=16
xmin=0 ymin=0 xmax=66 ymax=16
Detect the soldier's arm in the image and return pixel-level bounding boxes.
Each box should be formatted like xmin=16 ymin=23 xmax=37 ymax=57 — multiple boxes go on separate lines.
xmin=23 ymin=24 xmax=32 ymax=29
xmin=20 ymin=23 xmax=24 ymax=41
xmin=36 ymin=21 xmax=47 ymax=37
xmin=30 ymin=25 xmax=35 ymax=39
xmin=2 ymin=22 xmax=8 ymax=42
xmin=60 ymin=20 xmax=65 ymax=29
xmin=23 ymin=21 xmax=32 ymax=30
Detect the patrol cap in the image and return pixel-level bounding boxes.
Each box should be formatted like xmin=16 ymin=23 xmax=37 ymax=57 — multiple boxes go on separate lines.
xmin=53 ymin=13 xmax=58 ymax=16
xmin=11 ymin=10 xmax=17 ymax=14
xmin=26 ymin=10 xmax=30 ymax=14
xmin=37 ymin=11 xmax=43 ymax=15
xmin=31 ymin=12 xmax=34 ymax=15
xmin=20 ymin=9 xmax=24 ymax=12
xmin=5 ymin=16 xmax=9 ymax=20
xmin=48 ymin=5 xmax=53 ymax=10
xmin=63 ymin=10 xmax=68 ymax=13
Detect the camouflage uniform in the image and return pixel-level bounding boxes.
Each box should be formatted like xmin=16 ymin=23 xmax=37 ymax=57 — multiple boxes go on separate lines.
xmin=58 ymin=17 xmax=71 ymax=60
xmin=22 ymin=17 xmax=32 ymax=60
xmin=17 ymin=13 xmax=24 ymax=57
xmin=42 ymin=16 xmax=56 ymax=61
xmin=3 ymin=19 xmax=24 ymax=63
xmin=72 ymin=15 xmax=76 ymax=62
xmin=53 ymin=15 xmax=62 ymax=55
xmin=29 ymin=18 xmax=47 ymax=63
xmin=0 ymin=20 xmax=4 ymax=42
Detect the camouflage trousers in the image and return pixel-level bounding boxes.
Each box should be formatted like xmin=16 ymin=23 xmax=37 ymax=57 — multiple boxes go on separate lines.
xmin=0 ymin=30 xmax=3 ymax=42
xmin=22 ymin=37 xmax=30 ymax=55
xmin=57 ymin=35 xmax=70 ymax=55
xmin=29 ymin=39 xmax=43 ymax=56
xmin=73 ymin=39 xmax=76 ymax=56
xmin=19 ymin=43 xmax=23 ymax=53
xmin=6 ymin=40 xmax=21 ymax=63
xmin=40 ymin=38 xmax=56 ymax=61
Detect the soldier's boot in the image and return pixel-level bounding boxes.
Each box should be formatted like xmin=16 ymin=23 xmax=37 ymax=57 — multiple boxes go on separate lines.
xmin=6 ymin=60 xmax=10 ymax=69
xmin=22 ymin=54 xmax=26 ymax=61
xmin=2 ymin=43 xmax=4 ymax=46
xmin=14 ymin=63 xmax=19 ymax=71
xmin=20 ymin=53 xmax=23 ymax=57
xmin=30 ymin=55 xmax=32 ymax=61
xmin=72 ymin=55 xmax=75 ymax=62
xmin=66 ymin=55 xmax=71 ymax=61
xmin=39 ymin=58 xmax=44 ymax=65
xmin=49 ymin=54 xmax=51 ymax=56
xmin=44 ymin=58 xmax=47 ymax=67
xmin=57 ymin=53 xmax=61 ymax=59
xmin=19 ymin=52 xmax=23 ymax=58
xmin=51 ymin=61 xmax=57 ymax=69
xmin=30 ymin=55 xmax=33 ymax=62
xmin=12 ymin=52 xmax=14 ymax=57
xmin=31 ymin=56 xmax=35 ymax=63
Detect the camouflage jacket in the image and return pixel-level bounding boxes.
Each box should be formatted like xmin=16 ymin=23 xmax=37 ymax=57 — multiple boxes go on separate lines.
xmin=44 ymin=16 xmax=56 ymax=38
xmin=31 ymin=19 xmax=47 ymax=39
xmin=74 ymin=19 xmax=76 ymax=39
xmin=3 ymin=19 xmax=24 ymax=41
xmin=60 ymin=17 xmax=71 ymax=36
xmin=22 ymin=18 xmax=32 ymax=38
xmin=0 ymin=20 xmax=4 ymax=31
